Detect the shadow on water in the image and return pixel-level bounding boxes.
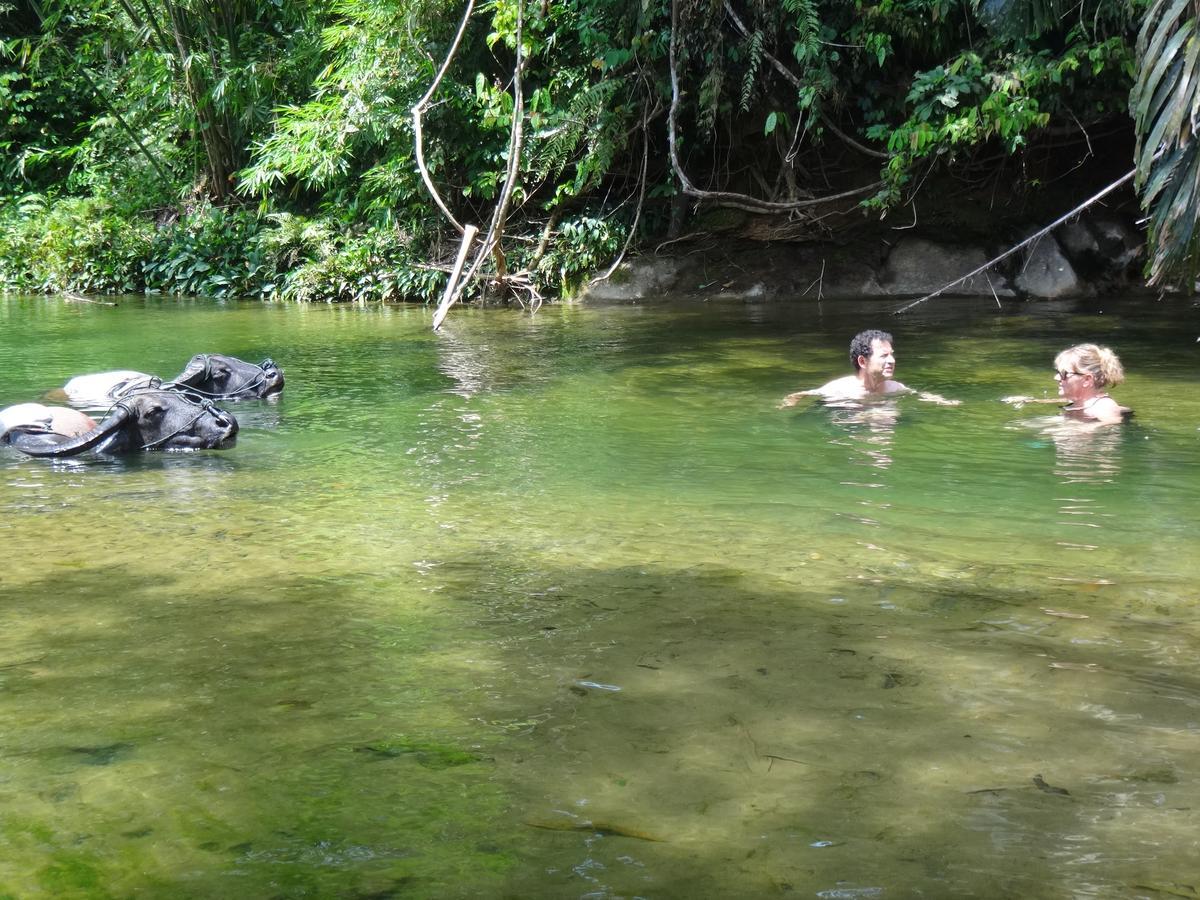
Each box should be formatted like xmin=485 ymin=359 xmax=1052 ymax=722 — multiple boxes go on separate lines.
xmin=3 ymin=295 xmax=1200 ymax=897
xmin=399 ymin=546 xmax=1200 ymax=898
xmin=7 ymin=541 xmax=1194 ymax=897
xmin=0 ymin=561 xmax=512 ymax=899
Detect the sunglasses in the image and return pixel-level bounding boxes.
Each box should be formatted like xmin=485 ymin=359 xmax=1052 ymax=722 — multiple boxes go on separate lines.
xmin=1056 ymin=370 xmax=1087 ymax=381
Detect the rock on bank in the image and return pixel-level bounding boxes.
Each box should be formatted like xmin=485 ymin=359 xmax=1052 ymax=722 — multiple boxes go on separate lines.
xmin=580 ymin=213 xmax=1144 ymax=303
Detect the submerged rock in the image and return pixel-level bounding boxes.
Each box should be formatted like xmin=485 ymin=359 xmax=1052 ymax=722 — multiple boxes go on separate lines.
xmin=68 ymin=742 xmax=135 ymax=766
xmin=354 ymin=738 xmax=482 ymax=769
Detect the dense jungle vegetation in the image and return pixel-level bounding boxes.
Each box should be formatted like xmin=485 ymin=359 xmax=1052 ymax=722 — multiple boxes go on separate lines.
xmin=0 ymin=0 xmax=1196 ymax=303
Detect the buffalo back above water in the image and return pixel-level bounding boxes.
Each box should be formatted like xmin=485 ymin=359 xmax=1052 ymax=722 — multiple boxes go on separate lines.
xmin=0 ymin=403 xmax=97 ymax=438
xmin=3 ymin=390 xmax=239 ymax=457
xmin=56 ymin=370 xmax=159 ymax=407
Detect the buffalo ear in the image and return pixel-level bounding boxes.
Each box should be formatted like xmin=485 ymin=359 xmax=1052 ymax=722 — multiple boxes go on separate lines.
xmin=171 ymin=355 xmax=207 ymax=388
xmin=4 ymin=407 xmax=130 ymax=457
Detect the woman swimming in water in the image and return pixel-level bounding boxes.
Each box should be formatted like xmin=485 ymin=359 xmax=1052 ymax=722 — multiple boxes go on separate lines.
xmin=1004 ymin=343 xmax=1130 ymax=424
xmin=1054 ymin=343 xmax=1130 ymax=423
xmin=1008 ymin=345 xmax=1128 ymax=427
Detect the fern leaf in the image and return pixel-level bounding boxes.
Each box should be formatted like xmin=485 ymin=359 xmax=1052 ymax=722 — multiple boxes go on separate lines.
xmin=740 ymin=30 xmax=763 ymax=112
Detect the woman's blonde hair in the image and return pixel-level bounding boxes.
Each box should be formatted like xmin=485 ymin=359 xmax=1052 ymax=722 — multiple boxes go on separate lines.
xmin=1055 ymin=343 xmax=1124 ymax=388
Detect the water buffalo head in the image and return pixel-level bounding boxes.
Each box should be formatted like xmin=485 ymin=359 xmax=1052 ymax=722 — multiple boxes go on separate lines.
xmin=167 ymin=354 xmax=284 ymax=400
xmin=3 ymin=390 xmax=238 ymax=457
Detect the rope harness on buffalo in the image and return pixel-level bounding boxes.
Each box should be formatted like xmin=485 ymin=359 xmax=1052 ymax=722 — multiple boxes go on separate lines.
xmin=102 ymin=389 xmax=226 ymax=450
xmin=161 ymin=355 xmax=278 ymax=399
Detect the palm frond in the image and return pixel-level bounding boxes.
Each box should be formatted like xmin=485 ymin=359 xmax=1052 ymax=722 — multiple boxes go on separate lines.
xmin=1131 ymin=0 xmax=1200 ymax=285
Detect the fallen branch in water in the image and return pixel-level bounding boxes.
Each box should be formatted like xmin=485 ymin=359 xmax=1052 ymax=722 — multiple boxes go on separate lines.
xmin=64 ymin=293 xmax=117 ymax=306
xmin=893 ymin=168 xmax=1137 ymax=315
xmin=425 ymin=0 xmax=535 ymax=328
xmin=432 ymin=224 xmax=478 ymax=331
xmin=525 ymin=817 xmax=666 ymax=842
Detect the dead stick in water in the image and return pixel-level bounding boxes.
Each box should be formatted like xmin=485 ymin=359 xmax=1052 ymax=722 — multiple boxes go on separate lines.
xmin=64 ymin=293 xmax=117 ymax=306
xmin=892 ymin=168 xmax=1136 ymax=315
xmin=432 ymin=224 xmax=479 ymax=331
xmin=524 ymin=818 xmax=667 ymax=842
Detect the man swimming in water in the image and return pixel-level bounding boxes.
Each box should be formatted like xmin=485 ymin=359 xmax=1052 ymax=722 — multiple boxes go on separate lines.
xmin=780 ymin=329 xmax=959 ymax=407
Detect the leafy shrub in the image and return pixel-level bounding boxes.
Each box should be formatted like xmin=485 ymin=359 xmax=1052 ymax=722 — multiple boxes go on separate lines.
xmin=535 ymin=215 xmax=625 ymax=295
xmin=143 ymin=204 xmax=274 ymax=299
xmin=0 ymin=193 xmax=151 ymax=293
xmin=0 ymin=198 xmax=449 ymax=303
xmin=273 ymin=224 xmax=443 ymax=304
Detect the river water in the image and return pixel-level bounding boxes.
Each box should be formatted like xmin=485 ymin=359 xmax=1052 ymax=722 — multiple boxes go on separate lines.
xmin=1 ymin=293 xmax=1198 ymax=898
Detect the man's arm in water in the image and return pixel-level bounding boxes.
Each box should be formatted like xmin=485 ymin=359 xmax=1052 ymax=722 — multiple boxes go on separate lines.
xmin=779 ymin=375 xmax=862 ymax=407
xmin=891 ymin=380 xmax=961 ymax=406
xmin=913 ymin=390 xmax=961 ymax=406
xmin=778 ymin=390 xmax=818 ymax=408
xmin=782 ymin=377 xmax=960 ymax=407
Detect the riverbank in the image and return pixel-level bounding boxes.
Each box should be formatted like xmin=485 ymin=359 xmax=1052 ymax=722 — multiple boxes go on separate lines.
xmin=0 ymin=179 xmax=1149 ymax=306
xmin=583 ymin=186 xmax=1148 ymax=305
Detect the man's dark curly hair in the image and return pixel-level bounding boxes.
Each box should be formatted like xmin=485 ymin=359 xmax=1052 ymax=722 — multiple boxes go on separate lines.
xmin=850 ymin=329 xmax=893 ymax=370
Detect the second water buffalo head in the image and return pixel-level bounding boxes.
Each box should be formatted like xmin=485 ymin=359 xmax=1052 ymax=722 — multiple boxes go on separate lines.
xmin=167 ymin=354 xmax=284 ymax=400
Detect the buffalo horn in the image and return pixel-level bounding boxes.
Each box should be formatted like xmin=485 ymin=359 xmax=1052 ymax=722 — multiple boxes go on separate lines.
xmin=4 ymin=405 xmax=130 ymax=457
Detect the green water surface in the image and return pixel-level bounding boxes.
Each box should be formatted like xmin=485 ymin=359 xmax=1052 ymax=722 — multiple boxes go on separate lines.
xmin=1 ymin=294 xmax=1199 ymax=898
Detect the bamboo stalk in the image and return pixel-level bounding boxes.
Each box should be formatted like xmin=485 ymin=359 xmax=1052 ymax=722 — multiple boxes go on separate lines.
xmin=28 ymin=0 xmax=172 ymax=184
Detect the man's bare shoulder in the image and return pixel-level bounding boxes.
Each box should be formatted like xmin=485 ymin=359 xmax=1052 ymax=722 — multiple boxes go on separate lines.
xmin=811 ymin=375 xmax=868 ymax=399
xmin=780 ymin=375 xmax=861 ymax=408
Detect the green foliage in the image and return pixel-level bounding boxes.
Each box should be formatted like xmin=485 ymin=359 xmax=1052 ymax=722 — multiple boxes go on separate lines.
xmin=0 ymin=3 xmax=105 ymax=195
xmin=535 ymin=215 xmax=625 ymax=293
xmin=238 ymin=0 xmax=449 ymax=224
xmin=0 ymin=0 xmax=1178 ymax=301
xmin=528 ymin=77 xmax=627 ymax=197
xmin=143 ymin=206 xmax=274 ymax=299
xmin=268 ymin=221 xmax=444 ymax=304
xmin=843 ymin=2 xmax=1135 ymax=207
xmin=0 ymin=194 xmax=152 ymax=294
xmin=1131 ymin=0 xmax=1200 ymax=286
xmin=865 ymin=50 xmax=1056 ymax=205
